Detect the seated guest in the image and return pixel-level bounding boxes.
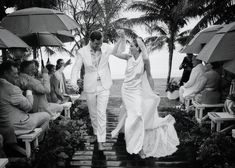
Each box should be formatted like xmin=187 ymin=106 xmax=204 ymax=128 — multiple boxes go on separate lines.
xmin=0 ymin=61 xmax=50 ymax=136
xmin=179 ymin=56 xmax=205 ymax=104
xmin=55 ymin=59 xmax=71 ymax=95
xmin=224 ymin=93 xmax=235 ymax=115
xmin=46 ymin=64 xmax=69 ymax=103
xmin=8 ymin=48 xmax=29 ymax=70
xmin=194 ymin=63 xmax=221 ymax=104
xmin=224 ymin=79 xmax=235 ymax=115
xmin=16 ymin=60 xmax=63 ymax=118
xmin=32 ymin=59 xmax=40 ymax=78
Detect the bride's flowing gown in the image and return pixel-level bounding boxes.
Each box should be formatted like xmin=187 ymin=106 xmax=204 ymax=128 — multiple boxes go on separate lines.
xmin=111 ymin=54 xmax=179 ymax=158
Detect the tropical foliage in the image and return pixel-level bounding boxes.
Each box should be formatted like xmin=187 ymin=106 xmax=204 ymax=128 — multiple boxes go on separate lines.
xmin=189 ymin=0 xmax=235 ymax=39
xmin=33 ymin=99 xmax=92 ymax=168
xmin=33 ymin=118 xmax=88 ymax=168
xmin=163 ymin=108 xmax=235 ymax=168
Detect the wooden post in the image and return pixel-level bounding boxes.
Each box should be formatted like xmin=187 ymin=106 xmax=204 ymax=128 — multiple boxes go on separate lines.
xmin=33 ymin=48 xmax=37 ymax=59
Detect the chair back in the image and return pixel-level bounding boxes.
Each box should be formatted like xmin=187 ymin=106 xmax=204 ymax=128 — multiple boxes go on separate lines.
xmin=229 ymin=79 xmax=235 ymax=95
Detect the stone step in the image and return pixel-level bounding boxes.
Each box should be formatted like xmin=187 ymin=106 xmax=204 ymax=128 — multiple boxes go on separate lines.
xmin=84 ymin=145 xmax=126 ymax=151
xmin=72 ymin=154 xmax=129 ymax=161
xmin=73 ymin=151 xmax=183 ymax=162
xmin=71 ymin=165 xmax=187 ymax=168
xmin=72 ymin=154 xmax=183 ymax=162
xmin=70 ymin=160 xmax=189 ymax=167
xmin=74 ymin=150 xmax=128 ymax=156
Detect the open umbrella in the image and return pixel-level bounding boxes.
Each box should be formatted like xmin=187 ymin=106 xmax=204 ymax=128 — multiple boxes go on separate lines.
xmin=181 ymin=25 xmax=223 ymax=54
xmin=21 ymin=32 xmax=63 ymax=47
xmin=197 ymin=22 xmax=235 ymax=63
xmin=54 ymin=30 xmax=75 ymax=43
xmin=1 ymin=7 xmax=78 ymax=65
xmin=0 ymin=26 xmax=29 ymax=48
xmin=21 ymin=32 xmax=65 ymax=67
xmin=1 ymin=7 xmax=79 ymax=37
xmin=223 ymin=59 xmax=235 ymax=74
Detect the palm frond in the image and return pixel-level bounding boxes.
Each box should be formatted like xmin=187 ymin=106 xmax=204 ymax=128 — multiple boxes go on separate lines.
xmin=145 ymin=35 xmax=167 ymax=51
xmin=189 ymin=0 xmax=235 ymax=38
xmin=52 ymin=46 xmax=76 ymax=57
xmin=44 ymin=47 xmax=55 ymax=56
xmin=176 ymin=35 xmax=190 ymax=46
xmin=127 ymin=1 xmax=158 ymax=13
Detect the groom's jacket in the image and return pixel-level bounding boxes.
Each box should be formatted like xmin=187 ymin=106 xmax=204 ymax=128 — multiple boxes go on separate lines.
xmin=71 ymin=43 xmax=113 ymax=93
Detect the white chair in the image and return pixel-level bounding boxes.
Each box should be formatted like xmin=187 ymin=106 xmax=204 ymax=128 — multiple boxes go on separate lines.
xmin=17 ymin=128 xmax=42 ymax=158
xmin=208 ymin=112 xmax=235 ymax=133
xmin=192 ymin=100 xmax=224 ymax=124
xmin=0 ymin=159 xmax=8 ymax=168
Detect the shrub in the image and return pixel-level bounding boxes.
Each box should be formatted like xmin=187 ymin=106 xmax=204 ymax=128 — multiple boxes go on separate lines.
xmin=34 ymin=119 xmax=88 ymax=168
xmin=34 ymin=99 xmax=92 ymax=168
xmin=197 ymin=133 xmax=235 ymax=168
xmin=166 ymin=78 xmax=180 ymax=93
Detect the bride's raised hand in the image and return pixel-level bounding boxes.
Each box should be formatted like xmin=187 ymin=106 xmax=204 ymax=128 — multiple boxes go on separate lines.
xmin=136 ymin=37 xmax=149 ymax=60
xmin=116 ymin=29 xmax=125 ymax=38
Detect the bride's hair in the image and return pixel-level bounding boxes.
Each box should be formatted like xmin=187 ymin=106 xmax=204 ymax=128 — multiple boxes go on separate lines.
xmin=133 ymin=37 xmax=144 ymax=53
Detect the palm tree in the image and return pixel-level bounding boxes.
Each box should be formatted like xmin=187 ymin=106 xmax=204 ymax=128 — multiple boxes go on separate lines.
xmin=57 ymin=0 xmax=135 ymax=81
xmin=93 ymin=0 xmax=137 ymax=42
xmin=59 ymin=0 xmax=135 ymax=48
xmin=127 ymin=0 xmax=204 ymax=84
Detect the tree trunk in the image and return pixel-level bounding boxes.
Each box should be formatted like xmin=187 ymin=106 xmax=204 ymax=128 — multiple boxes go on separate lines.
xmin=167 ymin=32 xmax=175 ymax=84
xmin=167 ymin=46 xmax=174 ymax=84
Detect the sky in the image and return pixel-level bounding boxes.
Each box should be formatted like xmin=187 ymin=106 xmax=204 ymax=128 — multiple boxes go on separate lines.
xmin=5 ymin=6 xmax=200 ymax=80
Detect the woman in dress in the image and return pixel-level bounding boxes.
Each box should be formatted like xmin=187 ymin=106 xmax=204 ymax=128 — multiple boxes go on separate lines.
xmin=111 ymin=37 xmax=179 ymax=158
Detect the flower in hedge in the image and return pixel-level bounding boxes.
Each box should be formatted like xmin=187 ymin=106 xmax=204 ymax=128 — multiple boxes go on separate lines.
xmin=166 ymin=78 xmax=180 ymax=92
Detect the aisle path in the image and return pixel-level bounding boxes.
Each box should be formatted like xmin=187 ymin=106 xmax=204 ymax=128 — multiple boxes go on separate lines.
xmin=70 ymin=97 xmax=188 ymax=168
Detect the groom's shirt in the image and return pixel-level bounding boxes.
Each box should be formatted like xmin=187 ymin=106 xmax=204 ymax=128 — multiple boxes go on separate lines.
xmin=90 ymin=48 xmax=102 ymax=68
xmin=90 ymin=48 xmax=102 ymax=80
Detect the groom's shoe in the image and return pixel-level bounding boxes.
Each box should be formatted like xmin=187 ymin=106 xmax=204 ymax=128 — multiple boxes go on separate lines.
xmin=98 ymin=142 xmax=105 ymax=151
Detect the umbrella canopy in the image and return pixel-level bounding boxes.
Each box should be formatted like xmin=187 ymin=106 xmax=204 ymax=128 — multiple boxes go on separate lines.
xmin=54 ymin=30 xmax=74 ymax=43
xmin=181 ymin=25 xmax=223 ymax=54
xmin=197 ymin=22 xmax=235 ymax=63
xmin=223 ymin=59 xmax=235 ymax=74
xmin=0 ymin=26 xmax=29 ymax=48
xmin=1 ymin=7 xmax=79 ymax=37
xmin=21 ymin=32 xmax=63 ymax=47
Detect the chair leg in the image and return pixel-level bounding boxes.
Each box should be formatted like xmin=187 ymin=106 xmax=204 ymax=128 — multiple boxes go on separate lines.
xmin=216 ymin=122 xmax=222 ymax=132
xmin=25 ymin=141 xmax=31 ymax=159
xmin=195 ymin=108 xmax=198 ymax=119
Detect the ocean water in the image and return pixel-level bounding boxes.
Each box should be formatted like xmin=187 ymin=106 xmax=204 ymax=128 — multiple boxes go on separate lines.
xmin=44 ymin=44 xmax=185 ymax=80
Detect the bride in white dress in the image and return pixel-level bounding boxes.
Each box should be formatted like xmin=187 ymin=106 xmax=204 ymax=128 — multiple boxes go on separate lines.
xmin=111 ymin=37 xmax=179 ymax=158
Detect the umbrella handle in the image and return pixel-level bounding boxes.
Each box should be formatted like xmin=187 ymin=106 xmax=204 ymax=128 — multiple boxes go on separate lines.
xmin=39 ymin=47 xmax=44 ymax=68
xmin=36 ymin=33 xmax=44 ymax=68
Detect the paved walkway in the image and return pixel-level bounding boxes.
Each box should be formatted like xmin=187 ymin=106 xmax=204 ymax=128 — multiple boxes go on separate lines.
xmin=70 ymin=97 xmax=187 ymax=168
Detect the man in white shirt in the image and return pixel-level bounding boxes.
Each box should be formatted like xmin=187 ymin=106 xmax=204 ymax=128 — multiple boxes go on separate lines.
xmin=179 ymin=56 xmax=205 ymax=103
xmin=71 ymin=30 xmax=125 ymax=150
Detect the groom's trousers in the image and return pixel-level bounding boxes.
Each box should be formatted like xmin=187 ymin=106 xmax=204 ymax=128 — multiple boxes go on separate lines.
xmin=85 ymin=80 xmax=110 ymax=142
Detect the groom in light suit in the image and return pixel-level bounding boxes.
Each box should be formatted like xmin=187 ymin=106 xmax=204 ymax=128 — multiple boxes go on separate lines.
xmin=71 ymin=30 xmax=125 ymax=150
